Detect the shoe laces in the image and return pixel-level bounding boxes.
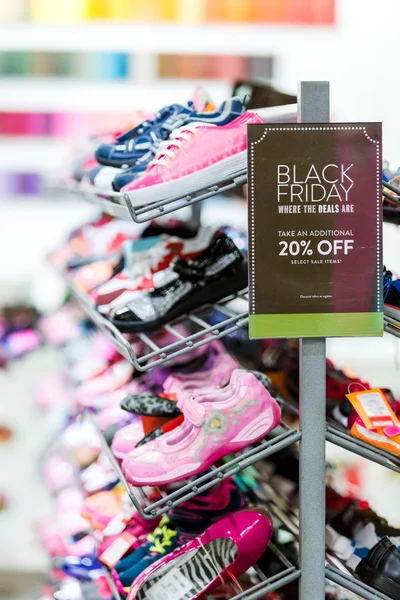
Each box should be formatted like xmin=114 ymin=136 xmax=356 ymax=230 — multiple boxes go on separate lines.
xmin=148 ymin=524 xmax=177 ymax=554
xmin=151 ymin=123 xmax=203 ymax=167
xmin=146 ymin=515 xmax=169 ymax=542
xmin=118 ymin=106 xmax=175 ymax=145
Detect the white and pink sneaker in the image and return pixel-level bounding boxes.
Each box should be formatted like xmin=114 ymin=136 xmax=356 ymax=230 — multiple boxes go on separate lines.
xmin=93 ymin=227 xmax=218 ymax=313
xmin=121 ymin=369 xmax=281 ymax=486
xmin=74 ymin=360 xmax=134 ymax=406
xmin=121 ymin=111 xmax=263 ymax=207
xmin=111 ymin=419 xmax=144 ymax=461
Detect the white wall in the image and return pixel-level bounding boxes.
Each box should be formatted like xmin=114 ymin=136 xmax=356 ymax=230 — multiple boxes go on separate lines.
xmin=273 ymin=0 xmax=398 ymax=162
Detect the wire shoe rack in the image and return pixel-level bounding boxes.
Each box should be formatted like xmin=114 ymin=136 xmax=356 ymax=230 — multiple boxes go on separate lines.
xmin=85 ymin=410 xmax=301 ymax=520
xmin=261 ymin=477 xmax=394 ymax=600
xmin=67 ymin=276 xmax=249 ymax=371
xmin=78 ymin=171 xmax=248 ymax=224
xmin=43 ymin=85 xmax=400 ymax=599
xmin=43 ymin=416 xmax=301 ymax=600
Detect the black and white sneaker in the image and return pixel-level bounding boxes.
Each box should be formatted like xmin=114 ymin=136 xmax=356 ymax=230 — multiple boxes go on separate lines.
xmin=108 ymin=233 xmax=248 ymax=332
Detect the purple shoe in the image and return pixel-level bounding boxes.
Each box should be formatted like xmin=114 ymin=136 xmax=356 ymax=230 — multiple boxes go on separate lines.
xmin=163 ymin=340 xmax=238 ymax=396
xmin=127 ymin=508 xmax=273 ymax=600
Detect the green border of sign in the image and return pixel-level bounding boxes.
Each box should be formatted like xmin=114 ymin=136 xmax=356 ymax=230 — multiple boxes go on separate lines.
xmin=249 ymin=312 xmax=383 ymax=339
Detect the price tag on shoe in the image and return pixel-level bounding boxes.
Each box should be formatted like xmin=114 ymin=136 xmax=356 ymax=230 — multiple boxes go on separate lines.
xmin=346 ymin=389 xmax=400 ymax=430
xmin=145 ymin=567 xmax=193 ymax=600
xmin=101 ymin=512 xmax=127 ymax=537
xmin=99 ymin=532 xmax=138 ymax=568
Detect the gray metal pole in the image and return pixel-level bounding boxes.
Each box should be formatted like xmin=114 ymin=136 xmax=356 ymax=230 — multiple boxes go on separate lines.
xmin=298 ymin=81 xmax=329 ymax=600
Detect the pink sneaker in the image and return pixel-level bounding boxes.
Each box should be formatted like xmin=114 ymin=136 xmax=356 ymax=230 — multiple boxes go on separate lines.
xmin=122 ymin=370 xmax=281 ymax=486
xmin=79 ymin=380 xmax=147 ymax=410
xmin=127 ymin=508 xmax=273 ymax=600
xmin=121 ymin=112 xmax=263 ymax=207
xmin=75 ymin=360 xmax=134 ymax=405
xmin=37 ymin=518 xmax=68 ymax=557
xmin=71 ymin=335 xmax=119 ymax=383
xmin=42 ymin=455 xmax=76 ymax=492
xmin=163 ymin=341 xmax=238 ymax=396
xmin=68 ymin=535 xmax=95 ymax=557
xmin=111 ymin=419 xmax=144 ymax=460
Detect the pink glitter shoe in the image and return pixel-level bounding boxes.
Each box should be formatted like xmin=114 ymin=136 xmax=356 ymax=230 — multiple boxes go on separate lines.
xmin=122 ymin=370 xmax=281 ymax=486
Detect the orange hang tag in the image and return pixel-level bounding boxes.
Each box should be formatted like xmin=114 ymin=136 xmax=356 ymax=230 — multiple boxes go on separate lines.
xmin=346 ymin=389 xmax=399 ymax=430
xmin=99 ymin=532 xmax=137 ymax=568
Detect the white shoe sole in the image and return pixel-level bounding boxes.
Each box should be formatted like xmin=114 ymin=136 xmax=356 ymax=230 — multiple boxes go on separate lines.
xmin=122 ymin=150 xmax=247 ymax=208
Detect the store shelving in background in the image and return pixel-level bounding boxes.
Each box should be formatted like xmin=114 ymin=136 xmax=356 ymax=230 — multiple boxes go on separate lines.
xmin=0 ymin=0 xmax=335 ymax=24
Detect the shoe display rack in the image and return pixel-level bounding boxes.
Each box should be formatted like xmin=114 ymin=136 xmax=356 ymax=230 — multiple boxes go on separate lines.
xmin=384 ymin=315 xmax=400 ymax=338
xmin=43 ymin=444 xmax=123 ymax=600
xmin=281 ymin=396 xmax=400 ymax=475
xmin=326 ymin=421 xmax=400 ymax=474
xmin=81 ymin=171 xmax=248 ymax=223
xmin=67 ymin=275 xmax=250 ymax=371
xmin=58 ymin=104 xmax=296 ymax=224
xmin=46 ymin=81 xmax=398 ymax=600
xmin=41 ymin=412 xmax=301 ymax=600
xmin=263 ymin=473 xmax=395 ymax=600
xmin=84 ymin=410 xmax=300 ymax=520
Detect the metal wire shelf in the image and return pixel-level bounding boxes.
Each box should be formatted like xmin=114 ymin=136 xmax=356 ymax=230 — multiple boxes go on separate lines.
xmin=76 ymin=171 xmax=248 ymax=224
xmin=86 ymin=410 xmax=301 ymax=520
xmin=67 ymin=276 xmax=249 ymax=371
xmin=55 ymin=104 xmax=298 ymax=224
xmin=325 ymin=564 xmax=393 ymax=600
xmin=272 ymin=395 xmax=400 ymax=476
xmin=326 ymin=421 xmax=400 ymax=474
xmin=258 ymin=478 xmax=392 ymax=600
xmin=384 ymin=314 xmax=400 ymax=338
xmin=103 ymin=565 xmax=123 ymax=600
xmin=231 ymin=564 xmax=300 ymax=600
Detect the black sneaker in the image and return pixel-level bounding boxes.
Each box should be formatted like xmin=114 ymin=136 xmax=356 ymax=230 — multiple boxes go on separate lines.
xmin=356 ymin=537 xmax=400 ymax=599
xmin=108 ymin=233 xmax=247 ymax=332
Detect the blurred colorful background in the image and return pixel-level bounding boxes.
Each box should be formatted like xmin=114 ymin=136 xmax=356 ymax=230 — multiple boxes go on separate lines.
xmin=0 ymin=0 xmax=335 ymax=196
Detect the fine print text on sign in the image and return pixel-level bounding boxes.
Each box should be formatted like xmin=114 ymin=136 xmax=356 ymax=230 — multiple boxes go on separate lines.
xmin=247 ymin=123 xmax=383 ymax=339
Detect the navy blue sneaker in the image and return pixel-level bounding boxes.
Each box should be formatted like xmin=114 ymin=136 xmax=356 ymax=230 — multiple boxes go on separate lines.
xmin=112 ymin=152 xmax=153 ymax=191
xmin=95 ymin=104 xmax=187 ymax=167
xmin=95 ymin=97 xmax=244 ymax=170
xmin=383 ymin=268 xmax=400 ymax=321
xmin=83 ymin=164 xmax=123 ymax=190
